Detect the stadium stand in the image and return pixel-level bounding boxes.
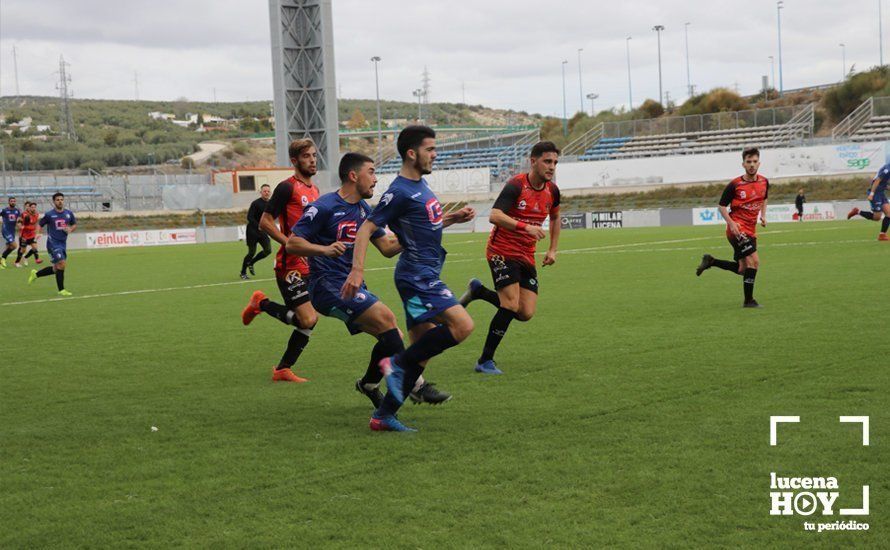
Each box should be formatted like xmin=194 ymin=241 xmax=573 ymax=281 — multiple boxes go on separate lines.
xmin=567 ymin=104 xmax=815 ymax=161
xmin=833 ymin=96 xmax=890 ymax=143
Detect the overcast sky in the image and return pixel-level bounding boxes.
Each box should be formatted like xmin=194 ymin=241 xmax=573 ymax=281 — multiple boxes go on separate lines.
xmin=0 ymin=1 xmax=885 ymax=116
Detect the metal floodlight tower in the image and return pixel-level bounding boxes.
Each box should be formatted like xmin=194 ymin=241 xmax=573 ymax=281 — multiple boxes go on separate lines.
xmin=269 ymin=0 xmax=339 ymax=179
xmin=586 ymin=92 xmax=599 ymax=116
xmin=653 ymin=25 xmax=665 ymax=105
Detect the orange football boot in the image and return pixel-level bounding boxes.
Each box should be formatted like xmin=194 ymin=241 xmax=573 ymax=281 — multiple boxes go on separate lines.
xmin=272 ymin=367 xmax=309 ymax=383
xmin=241 ymin=290 xmax=267 ymax=325
xmin=879 ymin=233 xmax=889 ymax=241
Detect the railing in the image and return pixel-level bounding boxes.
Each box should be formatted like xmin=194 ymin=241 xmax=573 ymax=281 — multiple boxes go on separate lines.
xmin=492 ymin=128 xmax=540 ymax=184
xmin=774 ymin=103 xmax=815 ymax=144
xmin=602 ymin=105 xmax=803 ymax=139
xmin=832 ymin=97 xmax=874 ymax=140
xmin=563 ymin=123 xmax=604 ymax=156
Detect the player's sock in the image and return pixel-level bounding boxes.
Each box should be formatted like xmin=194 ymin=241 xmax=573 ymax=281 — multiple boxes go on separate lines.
xmin=35 ymin=266 xmax=54 ymax=278
xmin=362 ymin=328 xmax=403 ymax=386
xmin=276 ymin=327 xmax=312 ymax=370
xmin=240 ymin=253 xmax=252 ymax=275
xmin=743 ymin=268 xmax=757 ymax=302
xmin=55 ymin=270 xmax=65 ymax=291
xmin=31 ymin=250 xmax=39 ymax=260
xmin=259 ymin=299 xmax=295 ymax=325
xmin=859 ymin=211 xmax=875 ymax=220
xmin=713 ymin=258 xmax=741 ymax=274
xmin=14 ymin=250 xmax=23 ymax=263
xmin=251 ymin=250 xmax=271 ymax=266
xmin=24 ymin=249 xmax=36 ymax=259
xmin=397 ymin=324 xmax=459 ymax=371
xmin=1 ymin=248 xmax=11 ymax=259
xmin=477 ymin=284 xmax=500 ymax=307
xmin=478 ymin=308 xmax=515 ymax=363
xmin=881 ymin=217 xmax=890 ymax=233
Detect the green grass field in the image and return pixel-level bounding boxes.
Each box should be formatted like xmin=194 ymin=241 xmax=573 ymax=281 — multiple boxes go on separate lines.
xmin=1 ymin=221 xmax=887 ymax=548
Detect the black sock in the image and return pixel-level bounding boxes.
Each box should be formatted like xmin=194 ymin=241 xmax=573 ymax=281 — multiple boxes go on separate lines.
xmin=881 ymin=217 xmax=890 ymax=233
xmin=277 ymin=328 xmax=311 ymax=370
xmin=362 ymin=329 xmax=404 ymax=386
xmin=240 ymin=253 xmax=253 ymax=275
xmin=24 ymin=249 xmax=35 ymax=259
xmin=36 ymin=266 xmax=54 ymax=278
xmin=479 ymin=308 xmax=515 ymax=363
xmin=1 ymin=248 xmax=11 ymax=259
xmin=859 ymin=211 xmax=875 ymax=220
xmin=250 ymin=250 xmax=271 ymax=266
xmin=31 ymin=250 xmax=39 ymax=260
xmin=713 ymin=258 xmax=741 ymax=274
xmin=15 ymin=250 xmax=23 ymax=263
xmin=397 ymin=324 xmax=460 ymax=371
xmin=743 ymin=268 xmax=757 ymax=302
xmin=260 ymin=299 xmax=295 ymax=325
xmin=55 ymin=270 xmax=65 ymax=291
xmin=476 ymin=284 xmax=500 ymax=307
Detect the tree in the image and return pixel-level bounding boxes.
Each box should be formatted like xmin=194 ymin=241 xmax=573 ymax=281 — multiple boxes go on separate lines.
xmin=103 ymin=129 xmax=119 ymax=146
xmin=346 ymin=108 xmax=368 ymax=129
xmin=638 ymin=99 xmax=665 ymax=119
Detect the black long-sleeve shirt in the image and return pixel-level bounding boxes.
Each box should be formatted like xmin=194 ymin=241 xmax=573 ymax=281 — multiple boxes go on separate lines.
xmin=247 ymin=198 xmax=268 ymax=232
xmin=795 ymin=194 xmax=806 ymax=209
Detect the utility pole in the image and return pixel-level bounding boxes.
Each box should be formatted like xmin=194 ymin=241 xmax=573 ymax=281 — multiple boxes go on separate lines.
xmin=881 ymin=0 xmax=885 ymax=66
xmin=12 ymin=45 xmax=20 ymax=97
xmin=769 ymin=55 xmax=775 ymax=90
xmin=626 ymin=37 xmax=633 ymax=109
xmin=134 ymin=71 xmax=139 ymax=100
xmin=412 ymin=88 xmax=423 ymax=121
xmin=371 ymin=56 xmax=382 ymax=164
xmin=577 ymin=48 xmax=584 ymax=115
xmin=561 ymin=60 xmax=568 ymax=136
xmin=461 ymin=81 xmax=466 ymax=104
xmin=421 ymin=66 xmax=431 ymax=105
xmin=586 ymin=92 xmax=599 ymax=116
xmin=684 ymin=23 xmax=692 ymax=97
xmin=777 ymin=1 xmax=785 ymax=96
xmin=840 ymin=43 xmax=847 ymax=80
xmin=56 ymin=55 xmax=76 ymax=141
xmin=653 ymin=25 xmax=665 ymax=105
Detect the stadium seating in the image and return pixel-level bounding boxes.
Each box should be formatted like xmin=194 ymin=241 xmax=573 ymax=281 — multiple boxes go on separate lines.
xmin=849 ymin=115 xmax=890 ymax=142
xmin=378 ymin=144 xmax=530 ymax=179
xmin=4 ymin=185 xmax=106 ymax=211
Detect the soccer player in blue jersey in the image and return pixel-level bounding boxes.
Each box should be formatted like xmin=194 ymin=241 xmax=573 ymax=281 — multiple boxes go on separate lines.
xmin=1 ymin=196 xmax=22 ymax=269
xmin=847 ymin=162 xmax=890 ymax=240
xmin=343 ymin=126 xmax=476 ymax=432
xmin=280 ymin=152 xmax=441 ymax=411
xmin=28 ymin=192 xmax=76 ymax=295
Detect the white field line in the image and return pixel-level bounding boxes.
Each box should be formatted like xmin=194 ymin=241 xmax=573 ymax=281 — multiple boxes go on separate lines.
xmin=0 ymin=231 xmax=868 ymax=307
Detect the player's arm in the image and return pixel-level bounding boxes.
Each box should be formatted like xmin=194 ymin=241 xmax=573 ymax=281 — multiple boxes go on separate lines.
xmin=443 ymin=205 xmax=476 ymax=227
xmin=66 ymin=213 xmax=77 ymax=234
xmin=260 ymin=183 xmax=290 ymax=246
xmin=371 ymin=232 xmax=401 ymax=258
xmin=760 ymin=181 xmax=769 ymax=227
xmin=489 ymin=183 xmax=545 ymax=240
xmin=718 ymin=182 xmax=741 ymax=236
xmin=543 ymin=187 xmax=562 ymax=266
xmin=868 ymin=176 xmax=882 ymax=199
xmin=341 ymin=220 xmax=378 ymax=298
xmin=286 ymin=205 xmax=345 ymax=258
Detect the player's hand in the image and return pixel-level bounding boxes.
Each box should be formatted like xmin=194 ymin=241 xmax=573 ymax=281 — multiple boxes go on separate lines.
xmin=868 ymin=192 xmax=875 ymax=200
xmin=456 ymin=206 xmax=476 ymax=223
xmin=340 ymin=269 xmax=362 ymax=299
xmin=760 ymin=217 xmax=767 ymax=228
xmin=542 ymin=250 xmax=557 ymax=266
xmin=524 ymin=224 xmax=546 ymax=240
xmin=324 ymin=242 xmax=347 ymax=258
xmin=727 ymin=221 xmax=741 ymax=238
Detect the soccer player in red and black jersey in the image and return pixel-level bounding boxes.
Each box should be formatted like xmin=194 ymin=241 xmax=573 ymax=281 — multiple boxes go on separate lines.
xmin=459 ymin=141 xmax=562 ymax=374
xmin=696 ymin=147 xmax=769 ymax=308
xmin=14 ymin=201 xmax=42 ymax=266
xmin=240 ymin=139 xmax=320 ymax=382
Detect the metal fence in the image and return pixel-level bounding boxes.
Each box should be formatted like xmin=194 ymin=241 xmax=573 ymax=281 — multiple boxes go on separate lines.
xmin=0 ymin=172 xmax=229 ymax=212
xmin=602 ymin=105 xmax=802 ymax=138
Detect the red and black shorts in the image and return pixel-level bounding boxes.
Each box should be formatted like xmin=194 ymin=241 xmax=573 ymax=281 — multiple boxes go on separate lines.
xmin=19 ymin=236 xmax=36 ymax=248
xmin=276 ymin=269 xmax=311 ymax=309
xmin=488 ymin=255 xmax=538 ymax=293
xmin=727 ymin=234 xmax=757 ymax=261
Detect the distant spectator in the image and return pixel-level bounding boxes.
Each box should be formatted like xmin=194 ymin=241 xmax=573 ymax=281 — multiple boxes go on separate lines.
xmin=795 ymin=188 xmax=806 ymax=222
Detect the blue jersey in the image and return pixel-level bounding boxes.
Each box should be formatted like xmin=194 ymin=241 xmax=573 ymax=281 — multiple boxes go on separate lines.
xmin=874 ymin=164 xmax=890 ymax=193
xmin=1 ymin=207 xmax=21 ymax=234
xmin=39 ymin=209 xmax=76 ymax=243
xmin=291 ymin=191 xmax=385 ymax=281
xmin=368 ymin=175 xmax=446 ymax=280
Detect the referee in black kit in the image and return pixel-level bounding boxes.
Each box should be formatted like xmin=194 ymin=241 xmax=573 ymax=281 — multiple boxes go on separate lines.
xmin=240 ymin=184 xmax=272 ymax=279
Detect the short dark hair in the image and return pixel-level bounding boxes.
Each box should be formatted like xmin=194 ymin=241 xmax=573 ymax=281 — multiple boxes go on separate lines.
xmin=260 ymin=184 xmax=270 ymax=189
xmin=742 ymin=147 xmax=760 ymax=159
xmin=7 ymin=196 xmax=14 ymax=201
xmin=530 ymin=141 xmax=560 ymax=158
xmin=52 ymin=192 xmax=64 ymax=200
xmin=338 ymin=152 xmax=374 ymax=182
xmin=288 ymin=138 xmax=315 ymax=160
xmin=397 ymin=125 xmax=436 ymax=160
